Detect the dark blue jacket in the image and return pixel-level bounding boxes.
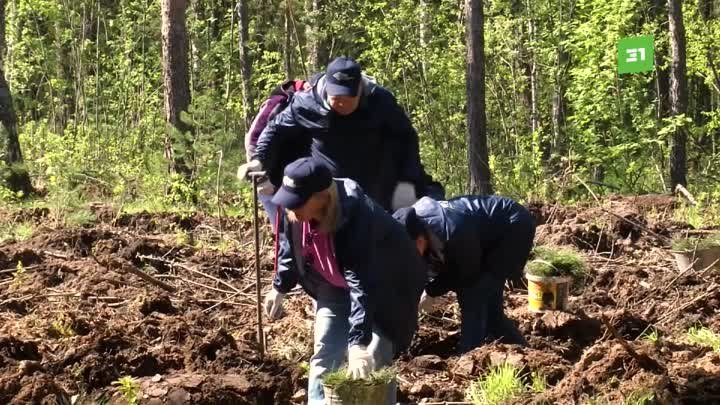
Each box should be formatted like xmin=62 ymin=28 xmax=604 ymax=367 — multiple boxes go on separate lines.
xmin=273 ymin=178 xmax=427 ymax=351
xmin=253 ymin=75 xmax=444 ymax=210
xmin=411 ymin=196 xmax=535 ymax=296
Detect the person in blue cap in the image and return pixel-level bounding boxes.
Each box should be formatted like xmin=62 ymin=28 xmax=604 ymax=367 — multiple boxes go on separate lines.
xmin=264 ymin=157 xmax=426 ymax=405
xmin=238 ymin=56 xmax=444 ymax=211
xmin=393 ymin=195 xmax=535 ymax=353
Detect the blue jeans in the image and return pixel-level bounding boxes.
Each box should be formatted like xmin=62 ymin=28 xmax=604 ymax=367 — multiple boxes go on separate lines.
xmin=457 ymin=272 xmax=527 ymax=353
xmin=259 ymin=192 xmax=278 ymax=229
xmin=308 ymin=289 xmax=396 ymax=405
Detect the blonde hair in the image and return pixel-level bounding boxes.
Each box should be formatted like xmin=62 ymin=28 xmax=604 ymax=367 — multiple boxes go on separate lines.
xmin=318 ymin=182 xmax=340 ymax=232
xmin=284 ymin=182 xmax=340 ymax=233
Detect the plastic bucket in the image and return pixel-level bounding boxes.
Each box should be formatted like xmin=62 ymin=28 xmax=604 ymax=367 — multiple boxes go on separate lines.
xmin=526 ymin=274 xmax=571 ymax=312
xmin=323 ymin=379 xmax=396 ymax=405
xmin=672 ymin=245 xmax=720 ymax=272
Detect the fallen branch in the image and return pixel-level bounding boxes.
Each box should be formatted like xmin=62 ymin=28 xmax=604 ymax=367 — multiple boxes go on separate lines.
xmin=0 ymin=265 xmax=41 ymax=275
xmin=92 ymin=254 xmax=176 ymax=293
xmin=177 ymin=277 xmax=237 ymax=295
xmin=600 ymin=314 xmax=662 ymax=371
xmin=674 ymin=184 xmax=697 ymax=206
xmin=137 ymin=254 xmax=242 ymax=294
xmin=43 ymin=250 xmax=71 ymax=259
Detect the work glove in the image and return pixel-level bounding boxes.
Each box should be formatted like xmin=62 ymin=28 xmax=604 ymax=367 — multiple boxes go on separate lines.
xmin=347 ymin=345 xmax=375 ymax=380
xmin=391 ymin=182 xmax=417 ymax=211
xmin=418 ymin=291 xmax=438 ymax=314
xmin=263 ymin=288 xmax=285 ymax=320
xmin=257 ymin=179 xmax=275 ymax=196
xmin=237 ymin=159 xmax=263 ymax=182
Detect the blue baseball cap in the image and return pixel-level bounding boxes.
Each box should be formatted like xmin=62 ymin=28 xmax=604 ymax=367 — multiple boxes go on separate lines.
xmin=325 ymin=57 xmax=362 ymax=97
xmin=271 ymin=158 xmax=333 ymax=209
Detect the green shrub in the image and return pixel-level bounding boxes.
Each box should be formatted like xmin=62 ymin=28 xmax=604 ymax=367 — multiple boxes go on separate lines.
xmin=467 ymin=362 xmax=526 ymax=405
xmin=526 ymin=246 xmax=586 ymax=278
xmin=323 ymin=367 xmax=396 ymax=397
xmin=671 ymin=234 xmax=720 ymax=252
xmin=686 ymin=326 xmax=720 ymax=352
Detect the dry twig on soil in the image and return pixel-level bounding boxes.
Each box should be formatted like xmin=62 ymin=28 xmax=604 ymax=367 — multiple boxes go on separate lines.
xmin=137 ymin=254 xmax=242 ymax=294
xmin=600 ymin=314 xmax=662 ymax=371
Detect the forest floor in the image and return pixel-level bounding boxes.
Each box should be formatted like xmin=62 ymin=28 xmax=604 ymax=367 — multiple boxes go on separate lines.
xmin=1 ymin=195 xmax=719 ymax=405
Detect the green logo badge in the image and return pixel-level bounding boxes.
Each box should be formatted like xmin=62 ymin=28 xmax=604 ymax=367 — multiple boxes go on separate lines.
xmin=618 ymin=36 xmax=654 ymax=74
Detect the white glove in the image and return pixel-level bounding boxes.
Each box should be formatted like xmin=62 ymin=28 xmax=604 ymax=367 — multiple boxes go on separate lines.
xmin=419 ymin=291 xmax=438 ymax=314
xmin=257 ymin=179 xmax=275 ymax=196
xmin=347 ymin=345 xmax=374 ymax=379
xmin=391 ymin=182 xmax=417 ymax=210
xmin=263 ymin=288 xmax=285 ymax=320
xmin=237 ymin=159 xmax=263 ymax=181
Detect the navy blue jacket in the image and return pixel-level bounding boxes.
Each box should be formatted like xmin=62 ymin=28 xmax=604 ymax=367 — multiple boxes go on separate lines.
xmin=273 ymin=179 xmax=427 ymax=351
xmin=411 ymin=196 xmax=535 ymax=296
xmin=253 ymin=75 xmax=444 ymax=210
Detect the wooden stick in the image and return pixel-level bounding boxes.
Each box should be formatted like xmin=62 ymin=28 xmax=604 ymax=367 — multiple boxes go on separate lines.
xmin=136 ymin=254 xmax=242 ymax=294
xmin=600 ymin=314 xmax=662 ymax=371
xmin=43 ymin=250 xmax=71 ymax=259
xmin=675 ymin=184 xmax=697 ymax=206
xmin=0 ymin=265 xmax=41 ymax=275
xmin=177 ymin=277 xmax=237 ymax=295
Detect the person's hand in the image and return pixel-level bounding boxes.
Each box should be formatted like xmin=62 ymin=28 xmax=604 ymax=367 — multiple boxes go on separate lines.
xmin=418 ymin=291 xmax=438 ymax=314
xmin=347 ymin=345 xmax=374 ymax=379
xmin=391 ymin=182 xmax=417 ymax=210
xmin=263 ymin=288 xmax=285 ymax=320
xmin=237 ymin=159 xmax=263 ymax=181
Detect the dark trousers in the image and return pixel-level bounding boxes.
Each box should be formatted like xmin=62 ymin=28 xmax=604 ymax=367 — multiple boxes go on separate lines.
xmin=457 ymin=272 xmax=527 ymax=352
xmin=456 ymin=218 xmax=534 ymax=353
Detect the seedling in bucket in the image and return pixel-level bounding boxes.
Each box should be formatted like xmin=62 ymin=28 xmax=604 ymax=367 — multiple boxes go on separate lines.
xmin=671 ymin=234 xmax=720 ymax=272
xmin=525 ymin=247 xmax=586 ymax=312
xmin=323 ymin=367 xmax=397 ymax=405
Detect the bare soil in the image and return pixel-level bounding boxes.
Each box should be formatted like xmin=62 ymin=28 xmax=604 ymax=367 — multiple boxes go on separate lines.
xmin=1 ymin=195 xmax=719 ymax=405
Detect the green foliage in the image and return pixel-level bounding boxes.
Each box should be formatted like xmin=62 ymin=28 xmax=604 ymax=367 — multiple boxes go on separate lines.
xmin=112 ymin=376 xmax=140 ymax=405
xmin=323 ymin=367 xmax=396 ymax=392
xmin=527 ymin=246 xmax=586 ymax=278
xmin=3 ymin=0 xmax=720 ymax=210
xmin=12 ymin=261 xmax=27 ymax=288
xmin=671 ymin=234 xmax=720 ymax=252
xmin=686 ymin=325 xmax=720 ymax=352
xmin=530 ymin=371 xmax=547 ymax=393
xmin=640 ymin=328 xmax=661 ymax=345
xmin=467 ymin=363 xmax=527 ymax=405
xmin=50 ymin=315 xmax=76 ymax=338
xmin=624 ymin=389 xmax=655 ymax=405
xmin=1 ymin=222 xmax=34 ymax=244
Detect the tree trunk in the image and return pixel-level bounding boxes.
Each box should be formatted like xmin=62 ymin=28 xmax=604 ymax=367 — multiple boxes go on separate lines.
xmin=304 ymin=0 xmax=327 ymax=73
xmin=161 ymin=0 xmax=193 ymax=177
xmin=527 ymin=12 xmax=540 ymax=135
xmin=650 ymin=0 xmax=669 ymax=121
xmin=0 ymin=68 xmax=31 ymax=194
xmin=236 ymin=0 xmax=252 ymax=128
xmin=667 ymin=0 xmax=688 ymax=188
xmin=466 ymin=0 xmax=492 ymax=195
xmin=419 ymin=0 xmax=428 ymax=77
xmin=551 ymin=46 xmax=568 ymax=158
xmin=0 ymin=0 xmax=32 ymax=194
xmin=284 ymin=6 xmax=292 ymax=80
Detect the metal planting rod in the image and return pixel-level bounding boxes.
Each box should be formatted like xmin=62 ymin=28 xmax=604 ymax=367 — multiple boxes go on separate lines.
xmin=250 ymin=172 xmax=266 ymax=359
